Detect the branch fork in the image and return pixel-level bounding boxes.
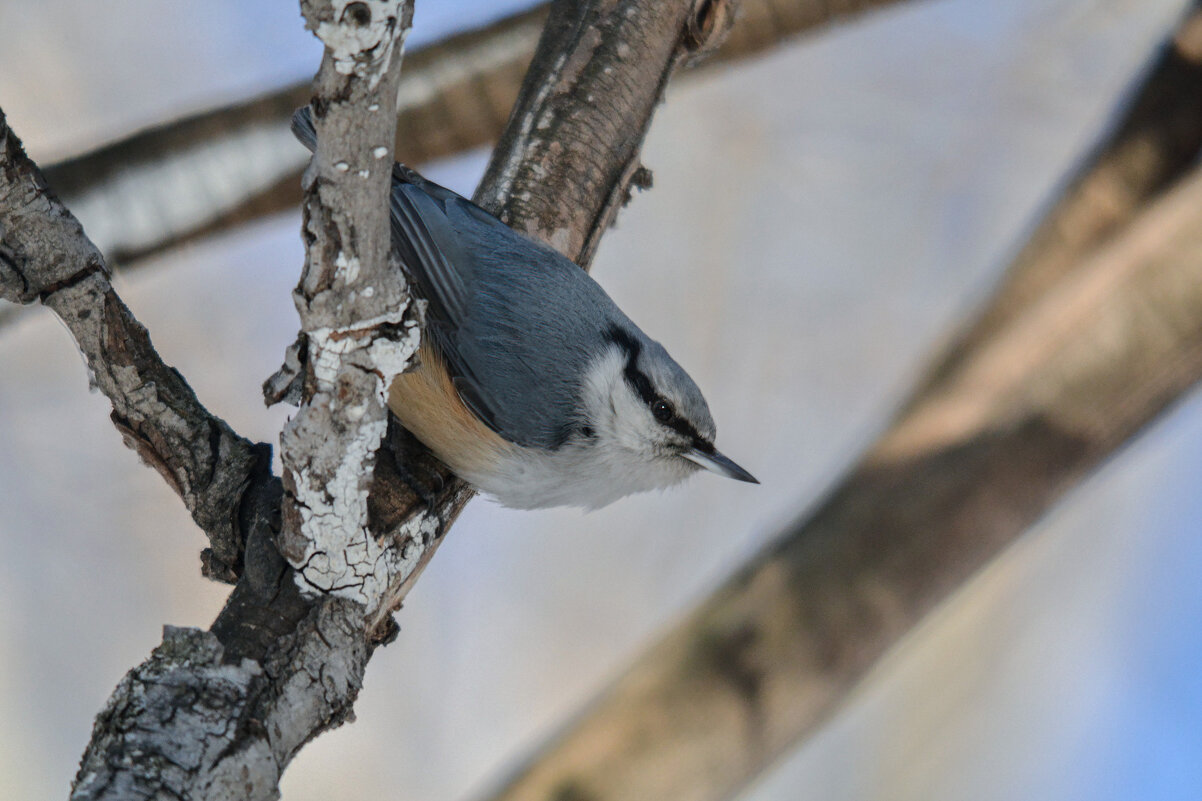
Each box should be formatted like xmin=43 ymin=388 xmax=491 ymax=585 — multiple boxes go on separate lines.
xmin=1 ymin=0 xmax=727 ymax=796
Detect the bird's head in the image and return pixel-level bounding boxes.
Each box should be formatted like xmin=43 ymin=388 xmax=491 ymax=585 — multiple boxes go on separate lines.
xmin=575 ymin=324 xmax=757 ymax=494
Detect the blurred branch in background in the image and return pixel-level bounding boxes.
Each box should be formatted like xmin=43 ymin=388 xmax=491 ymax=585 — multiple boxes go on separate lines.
xmin=914 ymin=0 xmax=1202 ymax=397
xmin=36 ymin=0 xmax=901 ymax=268
xmin=0 ymin=0 xmax=902 ymax=332
xmin=471 ymin=7 xmax=1202 ymax=801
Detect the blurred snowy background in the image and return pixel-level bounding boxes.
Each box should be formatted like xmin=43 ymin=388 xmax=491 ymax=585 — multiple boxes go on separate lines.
xmin=1 ymin=0 xmax=1200 ymax=799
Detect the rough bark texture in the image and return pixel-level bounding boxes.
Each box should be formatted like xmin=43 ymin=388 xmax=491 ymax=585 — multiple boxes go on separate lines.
xmin=474 ymin=0 xmax=733 ymax=260
xmin=472 ymin=11 xmax=1202 ymax=801
xmin=73 ymin=1 xmax=421 ymax=797
xmin=277 ymin=0 xmax=420 ymax=611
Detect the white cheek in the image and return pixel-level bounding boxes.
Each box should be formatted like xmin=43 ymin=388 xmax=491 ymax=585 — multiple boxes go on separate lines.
xmin=580 ymin=349 xmax=619 ymax=402
xmin=475 ymin=347 xmax=700 ymax=510
xmin=580 ymin=349 xmax=656 ymax=451
xmin=580 ymin=349 xmax=624 ymax=429
xmin=609 ymin=384 xmax=654 ymax=450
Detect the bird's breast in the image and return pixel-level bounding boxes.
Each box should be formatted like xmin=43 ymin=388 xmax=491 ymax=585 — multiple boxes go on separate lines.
xmin=388 ymin=342 xmax=692 ymax=510
xmin=387 ymin=342 xmax=514 ymax=479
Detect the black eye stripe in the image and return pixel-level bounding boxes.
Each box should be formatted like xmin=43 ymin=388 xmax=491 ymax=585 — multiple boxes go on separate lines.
xmin=605 ymin=325 xmax=712 ymax=450
xmin=605 ymin=326 xmax=655 ymax=404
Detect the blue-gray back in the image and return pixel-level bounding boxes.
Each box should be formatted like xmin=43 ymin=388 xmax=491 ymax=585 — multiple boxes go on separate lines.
xmin=389 ymin=166 xmax=633 ymax=449
xmin=290 ymin=105 xmax=648 ymax=449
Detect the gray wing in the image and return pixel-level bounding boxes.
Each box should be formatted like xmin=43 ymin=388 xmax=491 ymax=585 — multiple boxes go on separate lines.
xmin=388 ymin=167 xmax=620 ymax=449
xmin=290 ymin=105 xmax=623 ymax=447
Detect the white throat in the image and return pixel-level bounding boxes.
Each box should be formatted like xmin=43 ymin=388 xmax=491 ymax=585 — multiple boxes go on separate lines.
xmin=457 ymin=347 xmax=697 ymax=510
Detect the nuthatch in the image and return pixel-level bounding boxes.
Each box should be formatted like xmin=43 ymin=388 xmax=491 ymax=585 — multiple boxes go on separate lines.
xmin=293 ymin=108 xmax=757 ymax=509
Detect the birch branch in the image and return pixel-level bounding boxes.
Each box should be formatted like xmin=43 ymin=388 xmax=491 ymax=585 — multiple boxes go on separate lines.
xmin=29 ymin=0 xmax=899 ymax=269
xmin=72 ymin=2 xmax=421 ymax=797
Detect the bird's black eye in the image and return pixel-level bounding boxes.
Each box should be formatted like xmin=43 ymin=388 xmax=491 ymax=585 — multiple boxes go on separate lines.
xmin=651 ymin=399 xmax=674 ymax=423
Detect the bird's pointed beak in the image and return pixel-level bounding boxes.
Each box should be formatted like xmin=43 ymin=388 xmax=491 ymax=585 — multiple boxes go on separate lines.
xmin=683 ymin=447 xmax=759 ymax=484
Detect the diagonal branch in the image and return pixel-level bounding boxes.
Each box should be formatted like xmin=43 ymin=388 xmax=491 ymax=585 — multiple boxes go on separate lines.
xmin=480 ymin=128 xmax=1202 ymax=801
xmin=913 ymin=0 xmax=1202 ymax=397
xmin=0 ymin=107 xmax=273 ymax=581
xmin=472 ymin=8 xmax=1202 ymax=801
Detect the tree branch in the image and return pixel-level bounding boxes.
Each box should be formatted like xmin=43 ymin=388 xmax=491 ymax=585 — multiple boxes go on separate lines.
xmin=277 ymin=0 xmax=420 ymax=611
xmin=68 ymin=0 xmax=732 ymax=795
xmin=73 ymin=1 xmax=422 ymax=797
xmin=12 ymin=1 xmax=1196 ymax=797
xmin=0 ymin=107 xmax=271 ymax=581
xmin=475 ymin=0 xmax=732 ymax=256
xmin=469 ymin=9 xmax=1202 ymax=801
xmin=913 ymin=0 xmax=1202 ymax=397
xmin=15 ymin=0 xmax=1191 ymax=797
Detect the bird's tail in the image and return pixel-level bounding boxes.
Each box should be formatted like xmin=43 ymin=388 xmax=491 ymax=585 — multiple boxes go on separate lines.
xmin=291 ymin=106 xmax=317 ymax=153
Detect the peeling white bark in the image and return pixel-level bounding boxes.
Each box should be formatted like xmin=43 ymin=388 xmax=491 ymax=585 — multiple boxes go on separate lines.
xmin=306 ymin=0 xmax=408 ymax=87
xmin=281 ymin=0 xmax=417 ymax=617
xmin=282 ymin=308 xmax=429 ymax=607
